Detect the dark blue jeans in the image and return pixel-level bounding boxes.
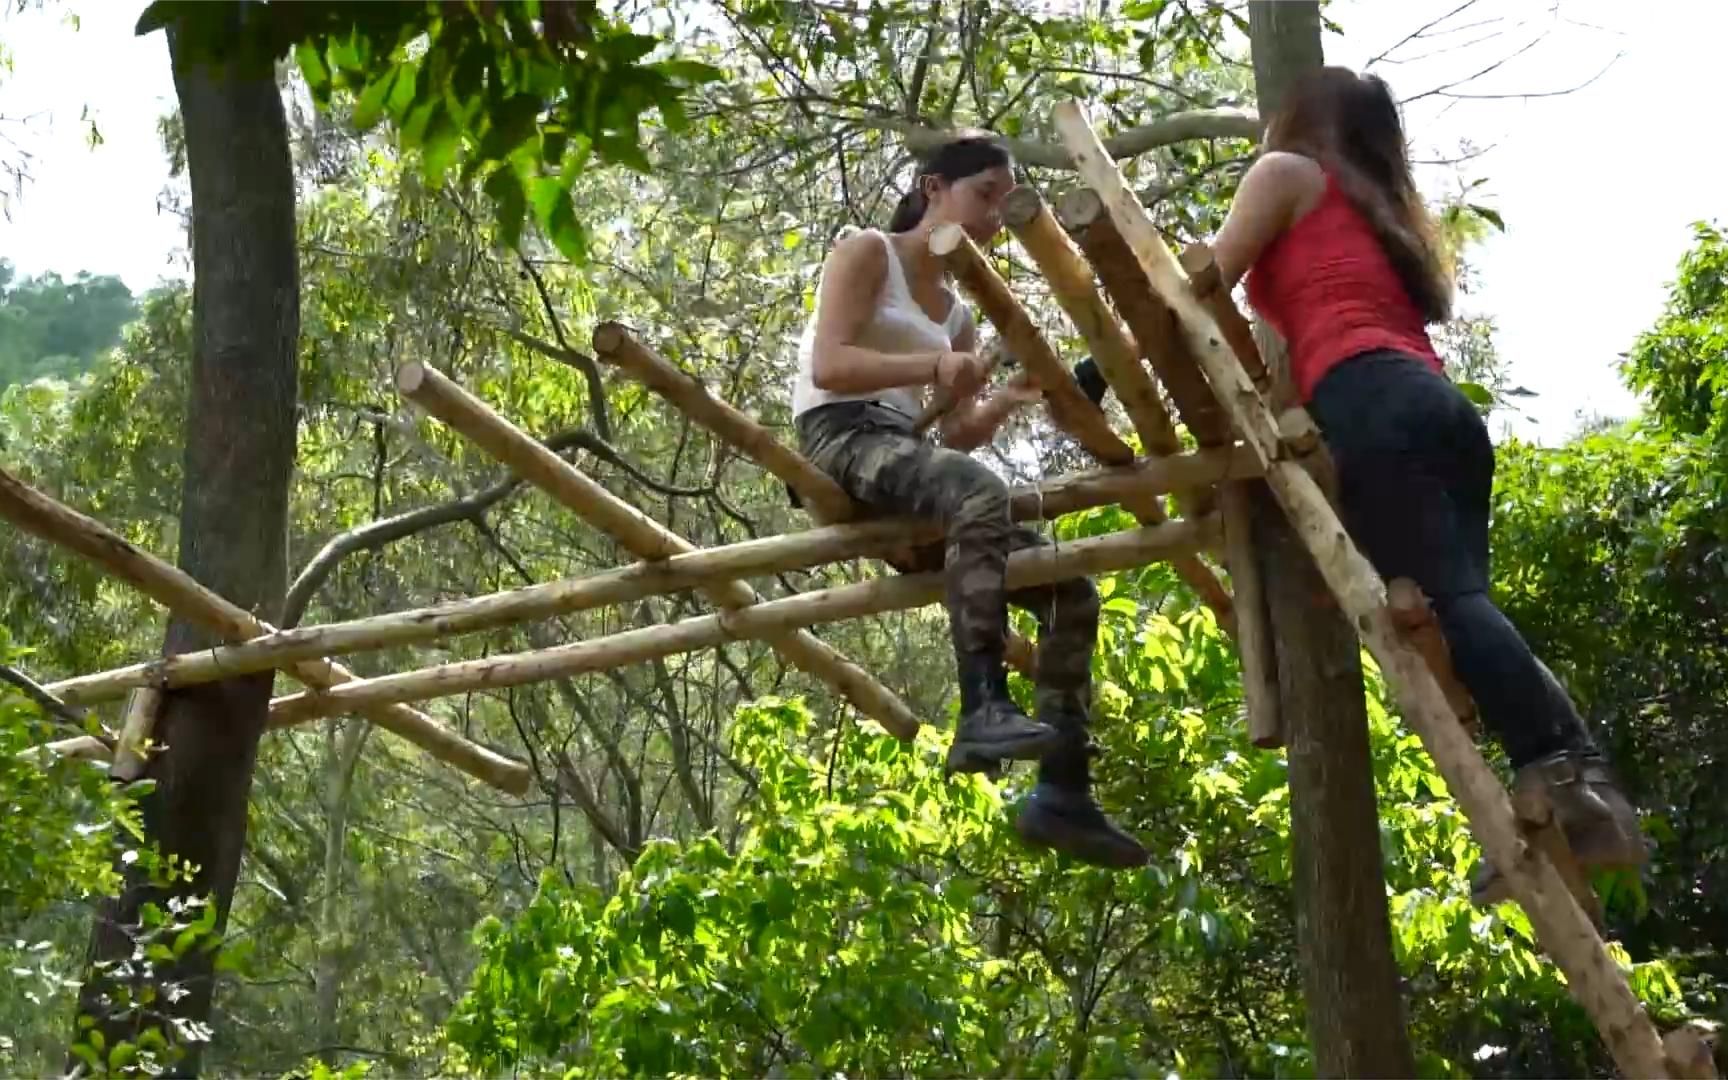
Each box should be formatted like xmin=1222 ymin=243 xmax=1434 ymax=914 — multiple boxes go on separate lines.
xmin=1307 ymin=351 xmax=1595 ymax=768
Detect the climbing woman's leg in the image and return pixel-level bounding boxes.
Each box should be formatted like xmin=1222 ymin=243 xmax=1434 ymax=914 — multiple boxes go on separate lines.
xmin=1005 ymin=535 xmax=1148 ymax=868
xmin=1308 ymin=357 xmax=1645 ymax=904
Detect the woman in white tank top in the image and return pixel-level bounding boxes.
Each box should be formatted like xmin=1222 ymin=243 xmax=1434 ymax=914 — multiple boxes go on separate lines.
xmin=791 ymin=135 xmax=1146 ymax=870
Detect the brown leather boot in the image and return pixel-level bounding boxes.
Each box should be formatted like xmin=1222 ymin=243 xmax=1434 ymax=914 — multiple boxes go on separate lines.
xmin=1471 ymin=751 xmax=1647 ymax=906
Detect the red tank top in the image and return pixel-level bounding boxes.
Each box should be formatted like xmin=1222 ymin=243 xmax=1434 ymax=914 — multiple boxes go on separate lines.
xmin=1244 ymin=172 xmax=1442 ymax=402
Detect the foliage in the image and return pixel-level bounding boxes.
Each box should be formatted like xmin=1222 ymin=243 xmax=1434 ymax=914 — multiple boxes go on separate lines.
xmin=140 ymin=0 xmax=722 ymax=261
xmin=446 ymin=551 xmax=1686 ymax=1078
xmin=1624 ymin=221 xmax=1728 ymax=454
xmin=0 ymin=259 xmax=138 ymax=389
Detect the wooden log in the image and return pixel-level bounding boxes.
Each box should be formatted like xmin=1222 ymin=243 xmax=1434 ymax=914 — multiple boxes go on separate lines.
xmin=929 ymin=222 xmax=1135 ymax=464
xmin=929 ymin=221 xmax=1237 ymax=632
xmin=0 ymin=466 xmax=533 ymax=795
xmin=1054 ymin=97 xmax=1671 ymax=1080
xmin=1001 ymin=186 xmax=1181 ymax=457
xmin=1180 ymin=242 xmax=1267 ymax=387
xmin=395 ymin=360 xmax=922 ymax=740
xmin=45 ymin=446 xmax=1261 ymax=706
xmin=1385 ymin=578 xmax=1479 ymax=734
xmin=1220 ymin=484 xmax=1281 ymax=747
xmin=1057 ymin=187 xmax=1232 ymax=447
xmin=590 ymin=322 xmax=857 ymax=523
xmin=111 ymin=686 xmax=163 ymax=782
xmin=270 ymin=518 xmax=1218 ymax=724
xmin=20 ymin=735 xmax=113 ymax=766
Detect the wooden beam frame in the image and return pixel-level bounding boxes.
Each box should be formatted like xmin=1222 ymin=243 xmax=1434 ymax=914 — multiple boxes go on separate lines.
xmin=395 ymin=360 xmax=922 ymax=739
xmin=270 ymin=518 xmax=1218 ymax=724
xmin=47 ymin=446 xmax=1257 ymax=706
xmin=1001 ymin=186 xmax=1181 ymax=457
xmin=929 ymin=222 xmax=1238 ymax=633
xmin=0 ymin=466 xmax=532 ymax=794
xmin=1053 ymin=97 xmax=1671 ymax=1080
xmin=588 ymin=322 xmax=857 ymax=523
xmin=1056 ymin=187 xmax=1232 ymax=447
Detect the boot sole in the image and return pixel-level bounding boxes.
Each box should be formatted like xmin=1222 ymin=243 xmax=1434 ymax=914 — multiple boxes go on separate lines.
xmin=944 ymin=729 xmax=1064 ymax=775
xmin=1016 ymin=816 xmax=1149 ymax=870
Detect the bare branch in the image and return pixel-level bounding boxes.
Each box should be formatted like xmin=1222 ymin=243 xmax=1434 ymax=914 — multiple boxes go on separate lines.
xmin=0 ymin=663 xmax=85 ymax=729
xmin=876 ymin=108 xmax=1261 ymax=170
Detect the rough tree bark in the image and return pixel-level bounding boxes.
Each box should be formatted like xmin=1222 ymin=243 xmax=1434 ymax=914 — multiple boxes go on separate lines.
xmin=73 ymin=14 xmax=299 ymax=1074
xmin=1245 ymin=3 xmax=1417 ymax=1075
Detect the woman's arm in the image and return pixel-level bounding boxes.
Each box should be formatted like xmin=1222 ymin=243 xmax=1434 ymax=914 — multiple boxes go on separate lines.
xmin=809 ymin=233 xmax=946 ymax=394
xmin=938 ymin=315 xmax=1043 ymax=450
xmin=1211 ymin=151 xmax=1326 ymax=290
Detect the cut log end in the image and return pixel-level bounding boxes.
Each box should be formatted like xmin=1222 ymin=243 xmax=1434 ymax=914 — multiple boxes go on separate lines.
xmin=1000 ymin=186 xmax=1045 ymax=229
xmin=591 ymin=321 xmax=629 ymax=354
xmin=928 ymin=222 xmax=968 ymax=258
xmin=1054 ymin=187 xmax=1106 ymax=233
xmin=395 ymin=361 xmax=428 ymax=395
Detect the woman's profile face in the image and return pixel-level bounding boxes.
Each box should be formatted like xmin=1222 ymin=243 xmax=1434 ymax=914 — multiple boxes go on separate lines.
xmin=929 ymin=163 xmax=1016 ymax=243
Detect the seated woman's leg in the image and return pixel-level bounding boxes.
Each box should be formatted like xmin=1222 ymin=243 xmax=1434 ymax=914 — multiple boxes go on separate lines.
xmin=798 ymin=404 xmax=1060 ymax=767
xmin=1004 ymin=529 xmax=1148 ymax=868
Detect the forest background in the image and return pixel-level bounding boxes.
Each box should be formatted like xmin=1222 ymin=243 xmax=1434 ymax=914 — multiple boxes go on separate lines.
xmin=1 ymin=0 xmax=1725 ymax=1077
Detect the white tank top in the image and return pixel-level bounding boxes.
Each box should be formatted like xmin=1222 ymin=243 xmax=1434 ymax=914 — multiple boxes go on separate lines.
xmin=790 ymin=228 xmax=972 ymax=420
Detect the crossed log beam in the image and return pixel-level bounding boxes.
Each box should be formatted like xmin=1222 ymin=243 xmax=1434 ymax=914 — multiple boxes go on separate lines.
xmin=927 ymin=221 xmax=1238 ymax=633
xmin=0 ymin=466 xmax=534 ymax=794
xmin=47 ymin=446 xmax=1254 ymax=707
xmin=1052 ymin=98 xmax=1679 ymax=1080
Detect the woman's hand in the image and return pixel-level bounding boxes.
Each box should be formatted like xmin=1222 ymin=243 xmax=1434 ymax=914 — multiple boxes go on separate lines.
xmin=934 ymin=349 xmax=988 ymax=398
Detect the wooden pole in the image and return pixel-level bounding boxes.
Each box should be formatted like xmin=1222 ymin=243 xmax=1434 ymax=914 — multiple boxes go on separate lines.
xmin=928 ymin=222 xmax=1238 ymax=633
xmin=0 ymin=466 xmax=533 ymax=794
xmin=1219 ymin=484 xmax=1281 ymax=747
xmin=1056 ymin=188 xmax=1232 ymax=448
xmin=1000 ymin=186 xmax=1181 ymax=457
xmin=46 ymin=446 xmax=1259 ymax=706
xmin=1053 ymin=96 xmax=1671 ymax=1080
xmin=930 ymin=222 xmax=1134 ymax=463
xmin=395 ymin=360 xmax=922 ymax=739
xmin=589 ymin=323 xmax=857 ymax=523
xmin=270 ymin=518 xmax=1217 ymax=724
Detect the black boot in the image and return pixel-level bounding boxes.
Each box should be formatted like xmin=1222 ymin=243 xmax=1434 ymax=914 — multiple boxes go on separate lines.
xmin=1013 ymin=689 xmax=1149 ymax=869
xmin=944 ymin=651 xmax=1062 ymax=777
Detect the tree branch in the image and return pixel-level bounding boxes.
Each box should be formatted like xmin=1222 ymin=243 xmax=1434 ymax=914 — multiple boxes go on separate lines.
xmin=875 ymin=107 xmax=1260 ymax=169
xmin=0 ymin=663 xmax=85 ymax=729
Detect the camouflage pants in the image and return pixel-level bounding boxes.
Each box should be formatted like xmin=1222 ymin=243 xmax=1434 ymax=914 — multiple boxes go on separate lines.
xmin=796 ymin=401 xmax=1099 ymax=695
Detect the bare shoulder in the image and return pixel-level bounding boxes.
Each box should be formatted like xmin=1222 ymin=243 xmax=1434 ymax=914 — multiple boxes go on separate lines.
xmin=1249 ymin=151 xmax=1326 ymax=192
xmin=828 ymin=228 xmax=889 ymax=275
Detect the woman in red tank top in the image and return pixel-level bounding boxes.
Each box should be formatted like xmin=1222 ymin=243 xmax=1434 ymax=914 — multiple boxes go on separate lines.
xmin=1207 ymin=66 xmax=1645 ymax=905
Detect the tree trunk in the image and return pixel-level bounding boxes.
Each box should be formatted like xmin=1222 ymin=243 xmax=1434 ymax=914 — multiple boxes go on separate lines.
xmin=1245 ymin=4 xmax=1416 ymax=1075
xmin=73 ymin=13 xmax=299 ymax=1075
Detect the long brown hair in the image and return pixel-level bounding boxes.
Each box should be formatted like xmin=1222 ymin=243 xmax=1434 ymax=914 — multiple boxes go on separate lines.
xmin=1265 ymin=66 xmax=1453 ymax=323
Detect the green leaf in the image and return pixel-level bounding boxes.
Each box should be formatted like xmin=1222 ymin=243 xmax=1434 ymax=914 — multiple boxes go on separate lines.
xmin=1455 ymin=380 xmax=1495 ymax=407
xmin=474 ymin=94 xmax=544 ymax=169
xmin=422 ymin=107 xmax=462 ymax=185
xmin=484 ymin=167 xmax=528 ymax=251
xmin=531 ymin=178 xmax=587 ymax=262
xmin=296 ymin=42 xmax=331 ymax=98
xmin=1468 ymin=204 xmax=1506 ymax=232
xmin=352 ymin=70 xmax=398 ymax=132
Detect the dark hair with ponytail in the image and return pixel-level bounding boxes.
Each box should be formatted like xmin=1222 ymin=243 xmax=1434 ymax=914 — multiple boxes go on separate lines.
xmin=887 ymin=133 xmax=1013 ymax=233
xmin=1265 ymin=66 xmax=1453 ymax=324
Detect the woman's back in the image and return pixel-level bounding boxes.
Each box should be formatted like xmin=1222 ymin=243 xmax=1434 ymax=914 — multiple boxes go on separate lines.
xmin=1246 ymin=169 xmax=1442 ymax=401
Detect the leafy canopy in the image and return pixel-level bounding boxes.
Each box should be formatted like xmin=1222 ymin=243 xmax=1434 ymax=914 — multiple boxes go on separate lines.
xmin=136 ymin=0 xmax=723 ymax=260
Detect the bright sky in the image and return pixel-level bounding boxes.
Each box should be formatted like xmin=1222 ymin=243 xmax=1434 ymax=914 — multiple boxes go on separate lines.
xmin=1 ymin=2 xmax=1722 ymax=444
